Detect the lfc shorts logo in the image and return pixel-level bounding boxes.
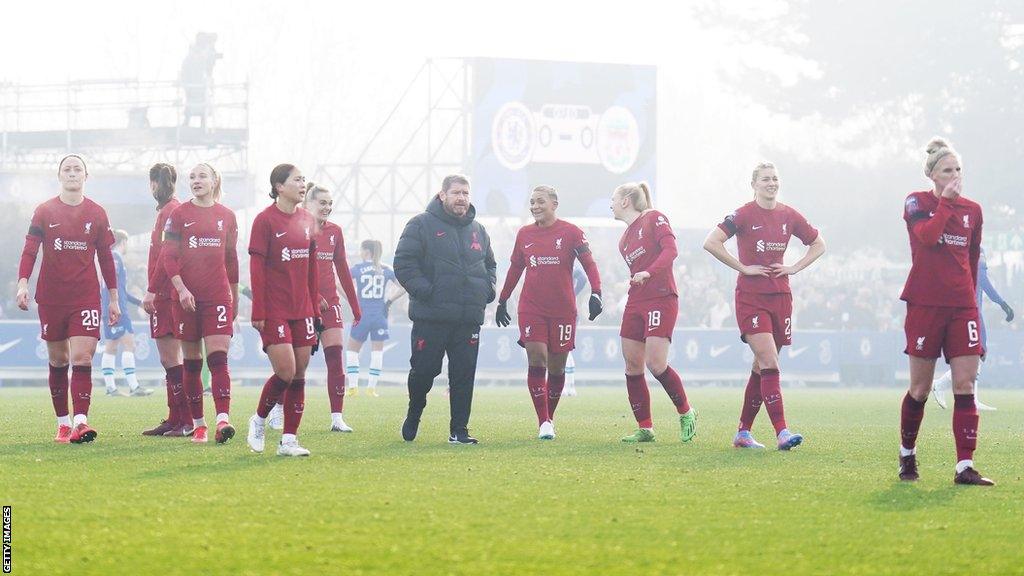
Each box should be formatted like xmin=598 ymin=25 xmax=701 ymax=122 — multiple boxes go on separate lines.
xmin=525 ymin=326 xmax=532 ymax=337
xmin=277 ymin=325 xmax=286 ymax=338
xmin=752 ymin=316 xmax=760 ymax=329
xmin=915 ymin=336 xmax=926 ymax=351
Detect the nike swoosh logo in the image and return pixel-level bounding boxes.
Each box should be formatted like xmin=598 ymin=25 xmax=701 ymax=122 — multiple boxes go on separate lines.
xmin=217 ymin=324 xmax=228 ymax=329
xmin=276 ymin=232 xmax=287 ymax=238
xmin=48 ymin=223 xmax=61 ymax=228
xmin=184 ymin=222 xmax=196 ymax=227
xmin=752 ymin=225 xmax=763 ymax=230
xmin=929 ymin=212 xmax=935 ymax=217
xmin=0 ymin=339 xmax=22 ymax=354
xmin=524 ymin=243 xmax=534 ymax=248
xmin=709 ymin=345 xmax=729 ymax=358
xmin=968 ymin=342 xmax=979 ymax=347
xmin=787 ymin=346 xmax=808 ymax=358
xmin=436 ymin=232 xmax=446 ymax=237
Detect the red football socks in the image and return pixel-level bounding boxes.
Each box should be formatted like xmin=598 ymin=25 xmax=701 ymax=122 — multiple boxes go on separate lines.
xmin=324 ymin=345 xmax=346 ymax=413
xmin=953 ymin=393 xmax=978 ymax=461
xmin=183 ymin=359 xmax=205 ymax=420
xmin=527 ymin=366 xmax=549 ymax=425
xmin=206 ymin=351 xmax=231 ymax=416
xmin=738 ymin=371 xmax=762 ymax=431
xmin=165 ymin=364 xmax=183 ymax=424
xmin=49 ymin=364 xmax=69 ymax=418
xmin=760 ymin=368 xmax=787 ymax=434
xmin=70 ymin=365 xmax=92 ymax=417
xmin=900 ymin=392 xmax=926 ymax=450
xmin=654 ymin=365 xmax=690 ymax=414
xmin=283 ymin=378 xmax=306 ymax=435
xmin=547 ymin=372 xmax=566 ymax=419
xmin=625 ymin=373 xmax=652 ymax=428
xmin=257 ymin=374 xmax=290 ymax=418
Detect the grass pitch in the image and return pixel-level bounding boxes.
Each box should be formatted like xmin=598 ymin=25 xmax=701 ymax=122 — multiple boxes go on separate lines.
xmin=2 ymin=384 xmax=1023 ymax=575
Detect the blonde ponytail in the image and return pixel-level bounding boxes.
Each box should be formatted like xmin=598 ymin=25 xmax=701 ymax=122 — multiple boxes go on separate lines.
xmin=614 ymin=181 xmax=652 ymax=211
xmin=924 ymin=137 xmax=958 ymax=177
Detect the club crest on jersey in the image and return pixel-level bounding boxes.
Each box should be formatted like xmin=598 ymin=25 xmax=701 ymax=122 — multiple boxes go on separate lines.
xmin=330 ymin=235 xmax=336 ymax=247
xmin=217 ymin=220 xmax=223 ymax=231
xmin=304 ymin=226 xmax=310 ymax=240
xmin=916 ymin=336 xmax=926 ymax=351
xmin=555 ymin=238 xmax=563 ymax=250
xmin=84 ymin=222 xmax=92 ymax=234
xmin=782 ymin=223 xmax=787 ymax=234
xmin=963 ymin=215 xmax=970 ymax=228
xmin=470 ymin=231 xmax=482 ymax=251
xmin=637 ymin=228 xmax=644 ymax=240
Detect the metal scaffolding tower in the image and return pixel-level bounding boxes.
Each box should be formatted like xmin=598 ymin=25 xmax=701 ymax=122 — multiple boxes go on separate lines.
xmin=0 ymin=78 xmax=249 ymax=173
xmin=312 ymin=58 xmax=472 ymax=253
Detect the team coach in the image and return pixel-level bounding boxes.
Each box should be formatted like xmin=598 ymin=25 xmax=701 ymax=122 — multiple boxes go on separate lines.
xmin=394 ymin=174 xmax=496 ymax=444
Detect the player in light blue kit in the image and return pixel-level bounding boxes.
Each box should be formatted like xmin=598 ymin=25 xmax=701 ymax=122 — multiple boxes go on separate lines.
xmin=932 ymin=247 xmax=1014 ymax=410
xmin=345 ymin=239 xmax=406 ymax=397
xmin=561 ymin=265 xmax=590 ymax=397
xmin=101 ymin=229 xmax=151 ymax=397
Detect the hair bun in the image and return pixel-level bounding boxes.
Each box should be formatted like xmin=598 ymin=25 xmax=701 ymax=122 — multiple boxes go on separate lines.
xmin=925 ymin=137 xmax=950 ymax=155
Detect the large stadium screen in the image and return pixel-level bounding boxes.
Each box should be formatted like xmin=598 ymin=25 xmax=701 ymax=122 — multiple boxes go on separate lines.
xmin=470 ymin=58 xmax=656 ymax=217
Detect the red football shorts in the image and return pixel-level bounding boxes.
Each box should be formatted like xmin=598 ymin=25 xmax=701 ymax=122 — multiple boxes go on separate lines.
xmin=904 ymin=303 xmax=983 ymax=363
xmin=518 ymin=314 xmax=577 ymax=353
xmin=37 ymin=303 xmax=101 ymax=342
xmin=149 ymin=298 xmax=175 ymax=339
xmin=259 ymin=317 xmax=317 ymax=349
xmin=172 ymin=300 xmax=234 ymax=341
xmin=735 ymin=291 xmax=793 ymax=347
xmin=620 ymin=296 xmax=678 ymax=342
xmin=320 ymin=301 xmax=344 ymax=331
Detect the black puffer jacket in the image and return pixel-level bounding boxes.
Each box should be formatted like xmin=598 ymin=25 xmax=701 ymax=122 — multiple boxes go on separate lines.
xmin=394 ymin=197 xmax=497 ymax=325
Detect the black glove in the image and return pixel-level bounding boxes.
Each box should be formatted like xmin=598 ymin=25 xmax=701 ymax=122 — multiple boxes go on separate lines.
xmin=310 ymin=317 xmax=325 ymax=356
xmin=588 ymin=292 xmax=603 ymax=321
xmin=385 ymin=299 xmax=393 ymax=318
xmin=496 ymin=300 xmax=511 ymax=327
xmin=1001 ymin=302 xmax=1014 ymax=322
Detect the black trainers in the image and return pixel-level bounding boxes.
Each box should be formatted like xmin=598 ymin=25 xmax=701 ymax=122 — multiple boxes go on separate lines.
xmin=448 ymin=431 xmax=478 ymax=445
xmin=402 ymin=413 xmax=421 ymax=442
xmin=898 ymin=454 xmax=919 ymax=481
xmin=954 ymin=467 xmax=995 ymax=486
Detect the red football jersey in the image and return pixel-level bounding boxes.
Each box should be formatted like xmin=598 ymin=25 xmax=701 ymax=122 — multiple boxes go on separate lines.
xmin=249 ymin=204 xmax=318 ymax=320
xmin=147 ymin=198 xmax=180 ymax=300
xmin=161 ymin=201 xmax=239 ymax=303
xmin=314 ymin=220 xmax=346 ymax=304
xmin=22 ymin=197 xmax=115 ymax=306
xmin=899 ymin=191 xmax=982 ymax=308
xmin=506 ymin=219 xmax=590 ymax=317
xmin=619 ymin=210 xmax=678 ymax=303
xmin=717 ymin=201 xmax=819 ymax=295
